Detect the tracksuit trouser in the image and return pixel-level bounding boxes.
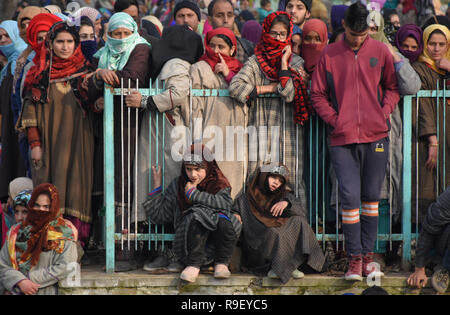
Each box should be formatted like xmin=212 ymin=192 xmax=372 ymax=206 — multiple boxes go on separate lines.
xmin=329 ymin=137 xmax=389 ymax=256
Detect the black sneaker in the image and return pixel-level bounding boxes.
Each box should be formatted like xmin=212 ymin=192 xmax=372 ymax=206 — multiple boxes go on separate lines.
xmin=143 ymin=254 xmax=170 ymax=272
xmin=431 ymin=267 xmax=449 ymax=293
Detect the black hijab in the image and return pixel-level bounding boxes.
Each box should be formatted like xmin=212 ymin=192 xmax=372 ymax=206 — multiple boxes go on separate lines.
xmin=149 ymin=24 xmax=204 ymax=81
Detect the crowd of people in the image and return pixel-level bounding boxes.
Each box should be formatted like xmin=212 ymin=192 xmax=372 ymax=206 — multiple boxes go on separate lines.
xmin=0 ymin=0 xmax=448 ymax=294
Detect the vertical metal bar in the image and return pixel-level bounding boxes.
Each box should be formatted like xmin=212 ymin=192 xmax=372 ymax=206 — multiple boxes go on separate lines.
xmin=127 ymin=78 xmax=131 ymax=250
xmin=402 ymin=95 xmax=413 ymax=270
xmin=415 ymin=96 xmax=419 ymax=236
xmin=295 ymin=125 xmax=299 ymax=199
xmin=443 ymin=80 xmax=446 ymax=190
xmin=148 ymin=79 xmax=152 ymax=251
xmin=315 ymin=115 xmax=319 ymax=235
xmin=189 ymin=79 xmax=193 ymax=143
xmin=162 ymin=81 xmax=166 ymax=250
xmin=135 ymin=79 xmax=139 ymax=250
xmin=121 ymin=78 xmax=124 ymax=250
xmin=389 ymin=127 xmax=393 ymax=251
xmin=322 ymin=120 xmax=326 ymax=250
xmin=104 ymin=86 xmax=115 ymax=273
xmin=436 ymin=81 xmax=440 ymax=198
xmin=282 ymin=100 xmax=286 ymax=165
xmin=155 ymin=79 xmax=159 ymax=250
xmin=336 ymin=180 xmax=339 ymax=250
xmin=309 ymin=120 xmax=313 ymax=224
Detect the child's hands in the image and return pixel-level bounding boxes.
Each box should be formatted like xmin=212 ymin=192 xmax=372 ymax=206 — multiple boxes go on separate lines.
xmin=185 ymin=178 xmax=201 ymax=193
xmin=270 ymin=201 xmax=288 ymax=217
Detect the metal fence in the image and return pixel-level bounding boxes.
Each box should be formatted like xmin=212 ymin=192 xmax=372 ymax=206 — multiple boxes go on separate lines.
xmin=102 ymin=81 xmax=449 ymax=273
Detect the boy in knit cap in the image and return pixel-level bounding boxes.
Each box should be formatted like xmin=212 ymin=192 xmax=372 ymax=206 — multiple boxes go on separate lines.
xmin=174 ymin=0 xmax=202 ymax=32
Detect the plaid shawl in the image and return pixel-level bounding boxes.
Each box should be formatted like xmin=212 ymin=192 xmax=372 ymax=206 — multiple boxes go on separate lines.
xmin=254 ymin=11 xmax=310 ymax=125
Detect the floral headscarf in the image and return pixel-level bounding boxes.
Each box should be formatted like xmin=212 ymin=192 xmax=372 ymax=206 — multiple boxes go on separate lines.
xmin=94 ymin=12 xmax=150 ymax=71
xmin=7 ymin=183 xmax=75 ymax=274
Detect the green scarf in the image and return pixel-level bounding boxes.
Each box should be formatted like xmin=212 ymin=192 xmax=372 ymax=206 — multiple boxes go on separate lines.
xmin=94 ymin=12 xmax=150 ymax=71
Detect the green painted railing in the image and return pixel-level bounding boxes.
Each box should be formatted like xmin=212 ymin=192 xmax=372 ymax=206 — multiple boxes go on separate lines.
xmin=103 ymin=84 xmax=449 ymax=273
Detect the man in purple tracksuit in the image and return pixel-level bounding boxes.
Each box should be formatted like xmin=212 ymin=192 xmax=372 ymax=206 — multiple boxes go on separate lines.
xmin=311 ymin=3 xmax=400 ymax=281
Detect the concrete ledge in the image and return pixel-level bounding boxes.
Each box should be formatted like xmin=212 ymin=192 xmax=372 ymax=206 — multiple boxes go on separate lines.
xmin=57 ymin=266 xmax=448 ymax=295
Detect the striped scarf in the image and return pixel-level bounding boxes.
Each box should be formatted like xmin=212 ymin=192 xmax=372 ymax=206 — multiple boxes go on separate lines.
xmin=254 ymin=11 xmax=310 ymax=125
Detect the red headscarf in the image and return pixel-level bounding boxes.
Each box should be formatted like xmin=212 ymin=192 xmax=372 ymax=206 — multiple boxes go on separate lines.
xmin=301 ymin=19 xmax=328 ymax=74
xmin=255 ymin=11 xmax=310 ymax=125
xmin=24 ymin=22 xmax=92 ymax=112
xmin=177 ymin=144 xmax=231 ymax=213
xmin=199 ymin=27 xmax=243 ymax=75
xmin=26 ymin=13 xmax=62 ymax=64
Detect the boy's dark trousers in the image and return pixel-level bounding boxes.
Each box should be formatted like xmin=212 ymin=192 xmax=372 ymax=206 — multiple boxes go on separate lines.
xmin=186 ymin=217 xmax=237 ymax=267
xmin=329 ymin=137 xmax=389 ymax=256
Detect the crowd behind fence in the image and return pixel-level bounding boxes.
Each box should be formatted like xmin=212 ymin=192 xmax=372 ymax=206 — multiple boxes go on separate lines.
xmin=102 ymin=81 xmax=449 ymax=274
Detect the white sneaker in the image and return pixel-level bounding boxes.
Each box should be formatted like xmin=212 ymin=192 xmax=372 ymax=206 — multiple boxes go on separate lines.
xmin=292 ymin=269 xmax=305 ymax=279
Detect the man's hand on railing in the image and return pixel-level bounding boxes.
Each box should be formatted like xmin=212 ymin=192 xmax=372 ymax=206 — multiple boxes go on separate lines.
xmin=125 ymin=90 xmax=143 ymax=108
xmin=151 ymin=166 xmax=162 ymax=189
xmin=96 ymin=69 xmax=120 ymax=86
xmin=407 ymin=267 xmax=428 ymax=289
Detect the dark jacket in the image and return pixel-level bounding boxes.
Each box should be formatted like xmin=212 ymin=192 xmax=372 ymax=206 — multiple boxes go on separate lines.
xmin=310 ymin=36 xmax=400 ymax=146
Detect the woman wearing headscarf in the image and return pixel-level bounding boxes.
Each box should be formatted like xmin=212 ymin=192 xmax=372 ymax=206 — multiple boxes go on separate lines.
xmin=0 ymin=183 xmax=78 ymax=295
xmin=233 ymin=164 xmax=325 ymax=283
xmin=241 ymin=20 xmax=263 ymax=45
xmin=16 ymin=21 xmax=95 ymax=250
xmin=189 ymin=27 xmax=246 ymax=200
xmin=0 ymin=21 xmax=28 ymax=204
xmin=330 ymin=4 xmax=347 ymax=32
xmin=395 ymin=24 xmax=424 ymax=64
xmin=124 ymin=25 xmax=203 ymax=258
xmin=229 ymin=12 xmax=309 ymax=208
xmin=411 ymin=24 xmax=450 ymax=223
xmin=301 ymin=18 xmax=328 ymax=75
xmin=143 ymin=144 xmax=241 ymax=283
xmin=88 ymin=12 xmax=151 ymax=270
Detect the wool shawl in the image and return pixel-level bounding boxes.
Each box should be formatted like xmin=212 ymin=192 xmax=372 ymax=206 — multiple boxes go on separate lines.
xmin=254 ymin=11 xmax=309 ymax=125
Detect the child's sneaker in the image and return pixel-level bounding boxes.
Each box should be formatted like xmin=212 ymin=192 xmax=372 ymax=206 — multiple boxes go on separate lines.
xmin=362 ymin=252 xmax=385 ymax=278
xmin=214 ymin=264 xmax=231 ymax=279
xmin=345 ymin=254 xmax=363 ymax=281
xmin=180 ymin=266 xmax=200 ymax=283
xmin=292 ymin=269 xmax=305 ymax=279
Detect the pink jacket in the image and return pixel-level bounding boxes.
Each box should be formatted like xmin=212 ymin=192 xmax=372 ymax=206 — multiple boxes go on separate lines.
xmin=311 ymin=36 xmax=400 ymax=146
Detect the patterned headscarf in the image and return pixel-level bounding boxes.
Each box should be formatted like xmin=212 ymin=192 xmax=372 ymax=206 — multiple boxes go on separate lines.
xmin=255 ymin=11 xmax=310 ymax=125
xmin=0 ymin=21 xmax=28 ymax=85
xmin=13 ymin=189 xmax=32 ymax=209
xmin=419 ymin=24 xmax=450 ymax=75
xmin=7 ymin=183 xmax=75 ymax=274
xmin=94 ymin=12 xmax=150 ymax=71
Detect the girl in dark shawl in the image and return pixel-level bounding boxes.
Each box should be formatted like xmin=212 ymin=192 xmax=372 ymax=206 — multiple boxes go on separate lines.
xmin=143 ymin=144 xmax=242 ymax=283
xmin=0 ymin=183 xmax=77 ymax=295
xmin=233 ymin=164 xmax=325 ymax=284
xmin=17 ymin=21 xmax=95 ymax=249
xmin=395 ymin=24 xmax=424 ymax=63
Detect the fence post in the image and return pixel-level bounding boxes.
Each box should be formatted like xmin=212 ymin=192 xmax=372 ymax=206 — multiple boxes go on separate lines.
xmin=402 ymin=95 xmax=413 ymax=271
xmin=104 ymin=87 xmax=115 ymax=273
